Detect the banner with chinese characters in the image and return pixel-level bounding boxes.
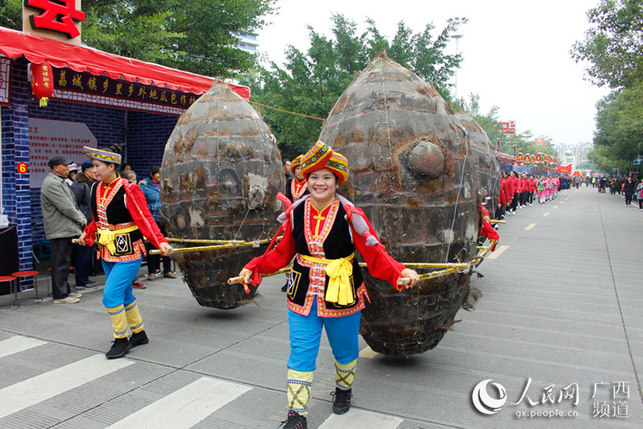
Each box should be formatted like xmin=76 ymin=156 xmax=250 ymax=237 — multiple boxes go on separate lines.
xmin=29 ymin=118 xmax=97 ymax=188
xmin=50 ymin=68 xmax=199 ymax=116
xmin=500 ymin=121 xmax=516 ymax=135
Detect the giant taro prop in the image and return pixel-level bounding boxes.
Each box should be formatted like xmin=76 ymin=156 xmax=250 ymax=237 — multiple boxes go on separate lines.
xmin=160 ymin=82 xmax=283 ymax=308
xmin=319 ymin=54 xmax=487 ymax=356
xmin=456 ymin=111 xmax=501 ymax=206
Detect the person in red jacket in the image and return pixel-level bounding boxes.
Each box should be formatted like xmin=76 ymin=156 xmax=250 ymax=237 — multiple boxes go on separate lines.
xmin=506 ymin=171 xmax=517 ymax=215
xmin=496 ymin=171 xmax=510 ymax=219
xmin=237 ymin=141 xmax=419 ymax=428
xmin=77 ymin=145 xmax=173 ymax=359
xmin=479 ymin=201 xmax=499 ymax=250
xmin=526 ymin=175 xmax=535 ymax=206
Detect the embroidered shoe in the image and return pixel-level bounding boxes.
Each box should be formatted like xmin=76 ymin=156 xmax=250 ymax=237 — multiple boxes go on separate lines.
xmin=282 ymin=411 xmax=307 ymax=429
xmin=105 ymin=338 xmax=131 ymax=359
xmin=129 ymin=330 xmax=149 ymax=348
xmin=331 ymin=387 xmax=352 ymax=415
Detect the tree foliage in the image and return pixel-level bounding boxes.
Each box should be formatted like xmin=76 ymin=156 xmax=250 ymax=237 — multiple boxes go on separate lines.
xmin=1 ymin=0 xmax=276 ymax=78
xmin=572 ymin=0 xmax=643 ymax=174
xmin=571 ymin=0 xmax=643 ymax=89
xmin=0 ymin=0 xmax=21 ymax=29
xmin=242 ymin=15 xmax=463 ymax=159
xmin=588 ymin=81 xmax=643 ymax=173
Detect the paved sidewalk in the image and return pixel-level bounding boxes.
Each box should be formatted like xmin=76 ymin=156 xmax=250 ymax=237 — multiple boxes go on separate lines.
xmin=0 ymin=186 xmax=641 ymax=428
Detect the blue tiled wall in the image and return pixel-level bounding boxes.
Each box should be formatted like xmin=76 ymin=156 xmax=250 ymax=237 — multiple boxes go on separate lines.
xmin=125 ymin=110 xmax=177 ymax=180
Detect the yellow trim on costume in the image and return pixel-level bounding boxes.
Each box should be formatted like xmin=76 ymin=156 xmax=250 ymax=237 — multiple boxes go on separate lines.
xmin=335 ymin=358 xmax=357 ymax=390
xmin=84 ymin=145 xmax=122 ymax=164
xmin=107 ymin=304 xmax=128 ymax=339
xmin=287 ymin=369 xmax=313 ymax=416
xmin=97 ymin=225 xmax=139 ymax=255
xmin=125 ymin=301 xmax=144 ymax=334
xmin=299 ymin=253 xmax=355 ymax=305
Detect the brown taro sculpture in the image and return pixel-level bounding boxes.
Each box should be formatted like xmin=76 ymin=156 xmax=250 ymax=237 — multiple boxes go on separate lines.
xmin=160 ymin=81 xmax=283 ymax=309
xmin=456 ymin=111 xmax=501 ymax=207
xmin=319 ymin=54 xmax=498 ymax=356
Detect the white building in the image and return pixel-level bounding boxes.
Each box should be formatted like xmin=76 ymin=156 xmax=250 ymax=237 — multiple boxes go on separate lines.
xmin=237 ymin=31 xmax=259 ymax=54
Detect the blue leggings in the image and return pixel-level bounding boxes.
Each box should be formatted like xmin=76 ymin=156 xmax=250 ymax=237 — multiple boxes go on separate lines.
xmin=287 ymin=300 xmax=361 ymax=372
xmin=101 ymin=259 xmax=142 ymax=308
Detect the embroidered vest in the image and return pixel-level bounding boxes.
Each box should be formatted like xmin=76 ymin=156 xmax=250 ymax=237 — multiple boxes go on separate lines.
xmin=91 ymin=179 xmax=145 ymax=262
xmin=286 ymin=178 xmax=309 ymax=203
xmin=287 ymin=198 xmax=367 ymax=317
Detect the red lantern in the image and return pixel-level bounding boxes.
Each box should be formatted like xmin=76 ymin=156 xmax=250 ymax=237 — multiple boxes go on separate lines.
xmin=31 ymin=62 xmax=54 ymax=107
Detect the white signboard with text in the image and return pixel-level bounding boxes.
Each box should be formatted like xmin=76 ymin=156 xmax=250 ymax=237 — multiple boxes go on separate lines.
xmin=29 ymin=118 xmax=97 ymax=188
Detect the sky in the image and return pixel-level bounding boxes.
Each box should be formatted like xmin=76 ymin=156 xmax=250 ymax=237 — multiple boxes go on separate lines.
xmin=255 ymin=0 xmax=611 ymax=148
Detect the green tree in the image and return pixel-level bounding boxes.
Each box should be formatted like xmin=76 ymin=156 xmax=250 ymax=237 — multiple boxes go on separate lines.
xmin=0 ymin=0 xmax=21 ymax=29
xmin=588 ymin=80 xmax=643 ymax=173
xmin=572 ymin=0 xmax=643 ymax=174
xmin=571 ymin=0 xmax=643 ymax=89
xmin=2 ymin=0 xmax=276 ymax=78
xmin=83 ymin=0 xmax=276 ymax=78
xmin=243 ymin=14 xmax=463 ymax=158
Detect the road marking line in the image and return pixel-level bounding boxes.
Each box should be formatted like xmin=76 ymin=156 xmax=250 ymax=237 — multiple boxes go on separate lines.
xmin=108 ymin=377 xmax=251 ymax=429
xmin=0 ymin=336 xmax=46 ymax=359
xmin=525 ymin=223 xmax=536 ymax=231
xmin=359 ymin=346 xmax=379 ymax=359
xmin=318 ymin=408 xmax=403 ymax=429
xmin=487 ymin=245 xmax=508 ymax=259
xmin=0 ymin=354 xmax=133 ymax=419
xmin=553 ymin=205 xmax=559 ymax=209
xmin=543 ymin=212 xmax=550 ymax=217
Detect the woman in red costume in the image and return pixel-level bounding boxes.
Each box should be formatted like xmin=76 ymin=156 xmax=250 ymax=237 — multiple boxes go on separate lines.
xmin=78 ymin=145 xmax=173 ymax=359
xmin=237 ymin=141 xmax=419 ymax=428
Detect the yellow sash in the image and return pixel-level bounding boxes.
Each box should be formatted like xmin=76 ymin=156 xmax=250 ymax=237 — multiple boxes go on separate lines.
xmin=97 ymin=225 xmax=139 ymax=255
xmin=299 ymin=253 xmax=355 ymax=305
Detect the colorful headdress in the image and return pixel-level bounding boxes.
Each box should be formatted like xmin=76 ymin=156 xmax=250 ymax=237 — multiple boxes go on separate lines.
xmin=300 ymin=140 xmax=333 ymax=178
xmin=84 ymin=146 xmax=122 ymax=164
xmin=326 ymin=152 xmax=349 ymax=185
xmin=290 ymin=154 xmax=304 ymax=173
xmin=300 ymin=140 xmax=349 ymax=185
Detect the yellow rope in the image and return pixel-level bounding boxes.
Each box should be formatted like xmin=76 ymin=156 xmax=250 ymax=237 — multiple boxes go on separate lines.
xmin=225 ymin=240 xmax=498 ymax=284
xmin=249 ymin=100 xmax=326 ymax=121
xmin=149 ymin=238 xmax=274 ymax=255
xmin=166 ymin=238 xmax=246 ymax=245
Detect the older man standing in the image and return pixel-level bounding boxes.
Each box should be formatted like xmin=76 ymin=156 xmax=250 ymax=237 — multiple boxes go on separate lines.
xmin=41 ymin=155 xmax=87 ymax=304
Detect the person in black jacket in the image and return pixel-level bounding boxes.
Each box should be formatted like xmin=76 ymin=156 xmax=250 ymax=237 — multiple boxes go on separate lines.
xmin=624 ymin=176 xmax=636 ymax=206
xmin=70 ymin=163 xmax=96 ymax=288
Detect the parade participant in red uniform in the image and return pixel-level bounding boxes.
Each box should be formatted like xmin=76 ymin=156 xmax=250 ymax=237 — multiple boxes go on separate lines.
xmin=77 ymin=145 xmax=173 ymax=359
xmin=285 ymin=154 xmax=309 ymax=203
xmin=237 ymin=141 xmax=419 ymax=428
xmin=528 ymin=175 xmax=537 ymax=205
xmin=479 ymin=202 xmax=499 ymax=251
xmin=509 ymin=171 xmax=519 ymax=213
xmin=499 ymin=172 xmax=511 ymax=218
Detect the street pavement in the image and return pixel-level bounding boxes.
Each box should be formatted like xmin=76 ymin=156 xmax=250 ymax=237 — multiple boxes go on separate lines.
xmin=0 ymin=185 xmax=641 ymax=429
